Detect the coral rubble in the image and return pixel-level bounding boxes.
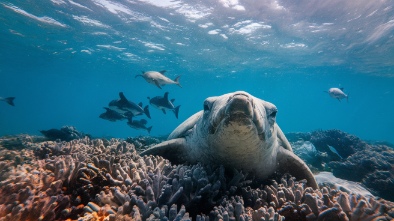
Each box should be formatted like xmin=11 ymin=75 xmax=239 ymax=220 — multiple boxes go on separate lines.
xmin=0 ymin=133 xmax=393 ymax=221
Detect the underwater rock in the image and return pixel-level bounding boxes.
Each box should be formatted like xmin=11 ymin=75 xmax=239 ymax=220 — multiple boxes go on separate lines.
xmin=287 ymin=129 xmax=370 ymax=160
xmin=288 ymin=129 xmax=394 ymax=202
xmin=309 ymin=129 xmax=369 ymax=158
xmin=40 ymin=125 xmax=91 ymax=142
xmin=285 ymin=132 xmax=312 ymax=142
xmin=329 ymin=145 xmax=394 ymax=201
xmin=329 ymin=145 xmax=393 ymax=181
xmin=363 ymin=170 xmax=394 ymax=203
xmin=291 ymin=141 xmax=330 ymax=172
xmin=0 ymin=135 xmax=393 ymax=221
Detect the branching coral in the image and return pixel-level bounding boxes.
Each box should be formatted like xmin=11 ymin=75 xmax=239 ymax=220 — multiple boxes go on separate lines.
xmin=0 ymin=135 xmax=393 ymax=221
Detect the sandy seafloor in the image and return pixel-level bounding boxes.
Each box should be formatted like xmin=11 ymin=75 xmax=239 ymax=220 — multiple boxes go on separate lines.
xmin=0 ymin=128 xmax=393 ymax=221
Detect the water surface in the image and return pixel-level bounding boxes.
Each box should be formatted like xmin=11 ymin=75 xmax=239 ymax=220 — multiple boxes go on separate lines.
xmin=1 ymin=0 xmax=393 ymax=143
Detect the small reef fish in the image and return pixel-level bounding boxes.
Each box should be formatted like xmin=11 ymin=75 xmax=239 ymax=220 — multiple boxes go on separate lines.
xmin=0 ymin=97 xmax=15 ymax=106
xmin=136 ymin=70 xmax=182 ymax=89
xmin=148 ymin=92 xmax=181 ymax=119
xmin=127 ymin=118 xmax=152 ymax=134
xmin=328 ymin=145 xmax=343 ymax=159
xmin=109 ymin=92 xmax=151 ymax=119
xmin=326 ymin=88 xmax=348 ymax=102
xmin=99 ymin=107 xmax=127 ymax=122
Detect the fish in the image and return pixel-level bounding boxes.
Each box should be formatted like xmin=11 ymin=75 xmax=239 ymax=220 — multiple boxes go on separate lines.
xmin=0 ymin=97 xmax=15 ymax=106
xmin=326 ymin=87 xmax=349 ymax=102
xmin=328 ymin=145 xmax=343 ymax=159
xmin=109 ymin=92 xmax=151 ymax=119
xmin=136 ymin=70 xmax=182 ymax=89
xmin=99 ymin=107 xmax=128 ymax=122
xmin=147 ymin=92 xmax=181 ymax=119
xmin=127 ymin=118 xmax=152 ymax=134
xmin=106 ymin=105 xmax=134 ymax=119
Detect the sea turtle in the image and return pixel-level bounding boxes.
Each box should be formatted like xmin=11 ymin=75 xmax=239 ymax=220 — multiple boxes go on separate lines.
xmin=141 ymin=91 xmax=318 ymax=189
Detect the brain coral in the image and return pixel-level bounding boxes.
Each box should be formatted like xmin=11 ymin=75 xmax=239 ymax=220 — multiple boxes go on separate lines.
xmin=0 ymin=135 xmax=393 ymax=221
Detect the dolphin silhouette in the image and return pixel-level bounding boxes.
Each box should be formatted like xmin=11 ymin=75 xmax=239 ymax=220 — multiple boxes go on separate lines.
xmin=109 ymin=92 xmax=151 ymax=119
xmin=148 ymin=92 xmax=181 ymax=119
xmin=127 ymin=117 xmax=152 ymax=134
xmin=0 ymin=97 xmax=15 ymax=106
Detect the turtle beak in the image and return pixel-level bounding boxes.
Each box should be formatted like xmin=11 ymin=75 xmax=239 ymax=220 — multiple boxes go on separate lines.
xmin=224 ymin=92 xmax=266 ymax=140
xmin=208 ymin=92 xmax=253 ymax=135
xmin=225 ymin=92 xmax=253 ymax=117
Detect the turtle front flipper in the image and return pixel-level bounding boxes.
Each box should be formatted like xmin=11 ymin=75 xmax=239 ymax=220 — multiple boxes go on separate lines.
xmin=140 ymin=138 xmax=190 ymax=164
xmin=277 ymin=148 xmax=318 ymax=189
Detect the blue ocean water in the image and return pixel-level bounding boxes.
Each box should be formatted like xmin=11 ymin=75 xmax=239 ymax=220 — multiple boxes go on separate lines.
xmin=0 ymin=0 xmax=393 ymax=143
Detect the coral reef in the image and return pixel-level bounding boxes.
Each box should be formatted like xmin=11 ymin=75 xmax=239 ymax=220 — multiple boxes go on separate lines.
xmin=291 ymin=141 xmax=329 ymax=172
xmin=40 ymin=126 xmax=91 ymax=142
xmin=287 ymin=129 xmax=370 ymax=160
xmin=0 ymin=134 xmax=45 ymax=150
xmin=329 ymin=145 xmax=394 ymax=201
xmin=125 ymin=136 xmax=164 ymax=152
xmin=288 ymin=129 xmax=394 ymax=202
xmin=0 ymin=133 xmax=393 ymax=221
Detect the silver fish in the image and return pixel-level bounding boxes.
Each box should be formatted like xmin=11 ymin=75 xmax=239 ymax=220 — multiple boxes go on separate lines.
xmin=326 ymin=87 xmax=348 ymax=102
xmin=136 ymin=70 xmax=182 ymax=89
xmin=328 ymin=145 xmax=343 ymax=159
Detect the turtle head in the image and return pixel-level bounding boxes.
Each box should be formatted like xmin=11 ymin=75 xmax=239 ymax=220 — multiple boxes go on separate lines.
xmin=201 ymin=91 xmax=278 ymax=145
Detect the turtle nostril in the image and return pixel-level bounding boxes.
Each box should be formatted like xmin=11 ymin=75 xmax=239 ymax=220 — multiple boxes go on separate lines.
xmin=226 ymin=94 xmax=253 ymax=116
xmin=204 ymin=103 xmax=210 ymax=111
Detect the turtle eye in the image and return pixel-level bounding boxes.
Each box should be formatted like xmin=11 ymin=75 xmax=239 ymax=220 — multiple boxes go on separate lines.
xmin=204 ymin=101 xmax=210 ymax=112
xmin=269 ymin=110 xmax=277 ymax=118
xmin=262 ymin=101 xmax=278 ymax=126
xmin=267 ymin=108 xmax=277 ymax=126
xmin=203 ymin=97 xmax=217 ymax=113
